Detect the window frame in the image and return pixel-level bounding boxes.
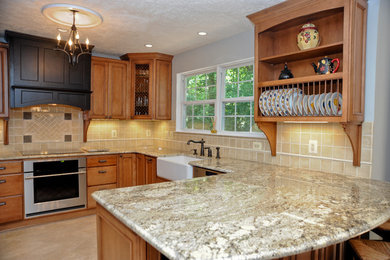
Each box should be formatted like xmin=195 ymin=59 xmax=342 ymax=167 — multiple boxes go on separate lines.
xmin=176 ymin=58 xmax=265 ymax=138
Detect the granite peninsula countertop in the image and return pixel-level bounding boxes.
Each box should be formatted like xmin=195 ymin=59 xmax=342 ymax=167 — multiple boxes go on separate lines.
xmin=0 ymin=148 xmax=184 ymax=160
xmin=93 ymin=158 xmax=390 ymax=260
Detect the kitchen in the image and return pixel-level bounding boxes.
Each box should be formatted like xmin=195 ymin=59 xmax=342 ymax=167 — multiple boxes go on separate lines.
xmin=0 ymin=0 xmax=390 ymax=259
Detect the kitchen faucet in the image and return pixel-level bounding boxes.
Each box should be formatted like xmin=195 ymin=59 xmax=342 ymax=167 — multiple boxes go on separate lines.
xmin=187 ymin=138 xmax=205 ymax=156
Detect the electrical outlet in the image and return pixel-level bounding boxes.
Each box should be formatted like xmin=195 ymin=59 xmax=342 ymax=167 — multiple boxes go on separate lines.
xmin=253 ymin=142 xmax=263 ymax=150
xmin=146 ymin=129 xmax=151 ymax=137
xmin=111 ymin=129 xmax=117 ymax=138
xmin=309 ymin=140 xmax=318 ymax=154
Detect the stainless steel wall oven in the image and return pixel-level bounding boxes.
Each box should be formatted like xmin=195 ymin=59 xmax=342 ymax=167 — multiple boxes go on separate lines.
xmin=24 ymin=157 xmax=86 ymax=218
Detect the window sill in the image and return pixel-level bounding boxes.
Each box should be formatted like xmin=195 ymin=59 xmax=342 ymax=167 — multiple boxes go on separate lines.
xmin=175 ymin=129 xmax=265 ymax=139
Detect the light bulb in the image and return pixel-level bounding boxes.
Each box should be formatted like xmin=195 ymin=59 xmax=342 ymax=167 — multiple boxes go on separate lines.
xmin=76 ymin=32 xmax=80 ymax=39
xmin=85 ymin=38 xmax=89 ymax=45
xmin=68 ymin=39 xmax=73 ymax=46
xmin=57 ymin=33 xmax=61 ymax=41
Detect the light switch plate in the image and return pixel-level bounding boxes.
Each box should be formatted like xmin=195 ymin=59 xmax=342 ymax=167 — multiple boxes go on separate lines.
xmin=253 ymin=142 xmax=263 ymax=150
xmin=111 ymin=129 xmax=117 ymax=138
xmin=309 ymin=140 xmax=318 ymax=154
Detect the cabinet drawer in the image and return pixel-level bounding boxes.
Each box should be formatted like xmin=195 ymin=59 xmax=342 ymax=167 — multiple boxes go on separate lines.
xmin=0 ymin=174 xmax=23 ymax=197
xmin=87 ymin=184 xmax=117 ymax=209
xmin=0 ymin=195 xmax=23 ymax=224
xmin=0 ymin=161 xmax=23 ymax=175
xmin=87 ymin=155 xmax=117 ymax=167
xmin=88 ymin=166 xmax=117 ymax=186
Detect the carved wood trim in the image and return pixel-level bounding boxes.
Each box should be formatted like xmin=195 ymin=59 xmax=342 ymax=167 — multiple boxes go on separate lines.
xmin=83 ymin=111 xmax=90 ymax=143
xmin=257 ymin=122 xmax=277 ymax=156
xmin=341 ymin=122 xmax=362 ymax=166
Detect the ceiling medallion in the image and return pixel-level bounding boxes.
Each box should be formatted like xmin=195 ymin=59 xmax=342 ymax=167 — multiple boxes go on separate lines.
xmin=41 ymin=4 xmax=103 ymax=66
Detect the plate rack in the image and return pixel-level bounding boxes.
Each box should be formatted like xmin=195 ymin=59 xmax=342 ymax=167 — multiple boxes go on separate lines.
xmin=248 ymin=0 xmax=367 ymax=166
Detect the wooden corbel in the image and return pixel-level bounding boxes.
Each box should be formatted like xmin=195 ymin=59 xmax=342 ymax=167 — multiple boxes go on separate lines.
xmin=256 ymin=121 xmax=277 ymax=156
xmin=341 ymin=122 xmax=362 ymax=166
xmin=83 ymin=111 xmax=90 ymax=142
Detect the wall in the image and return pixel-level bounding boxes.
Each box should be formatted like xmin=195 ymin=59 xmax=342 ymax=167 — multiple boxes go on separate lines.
xmin=372 ymin=0 xmax=390 ymax=181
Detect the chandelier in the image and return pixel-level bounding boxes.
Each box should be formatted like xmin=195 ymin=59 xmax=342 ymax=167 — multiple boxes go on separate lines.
xmin=55 ymin=10 xmax=91 ymax=66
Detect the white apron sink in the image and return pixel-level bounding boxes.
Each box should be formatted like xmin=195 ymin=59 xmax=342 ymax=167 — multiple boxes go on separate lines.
xmin=157 ymin=156 xmax=202 ymax=181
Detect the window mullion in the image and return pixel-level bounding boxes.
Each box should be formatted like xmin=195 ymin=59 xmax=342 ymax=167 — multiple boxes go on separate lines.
xmin=215 ymin=66 xmax=223 ymax=132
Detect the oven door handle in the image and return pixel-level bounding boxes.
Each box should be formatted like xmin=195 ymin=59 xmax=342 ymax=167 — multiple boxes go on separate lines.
xmin=25 ymin=171 xmax=86 ymax=180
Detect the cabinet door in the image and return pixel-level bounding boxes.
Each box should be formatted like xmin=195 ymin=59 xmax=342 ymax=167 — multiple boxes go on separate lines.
xmin=118 ymin=154 xmax=137 ymax=188
xmin=136 ymin=154 xmax=146 ymax=186
xmin=145 ymin=156 xmax=156 ymax=184
xmin=130 ymin=60 xmax=154 ymax=119
xmin=0 ymin=46 xmax=8 ymax=117
xmin=154 ymin=60 xmax=171 ymax=120
xmin=90 ymin=59 xmax=108 ymax=118
xmin=108 ymin=62 xmax=128 ymax=119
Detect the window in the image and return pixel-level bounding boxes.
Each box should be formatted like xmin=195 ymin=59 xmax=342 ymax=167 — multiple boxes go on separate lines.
xmin=176 ymin=59 xmax=263 ymax=137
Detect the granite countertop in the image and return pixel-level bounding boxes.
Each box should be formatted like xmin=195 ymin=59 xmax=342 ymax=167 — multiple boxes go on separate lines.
xmin=0 ymin=148 xmax=184 ymax=160
xmin=93 ymin=158 xmax=390 ymax=259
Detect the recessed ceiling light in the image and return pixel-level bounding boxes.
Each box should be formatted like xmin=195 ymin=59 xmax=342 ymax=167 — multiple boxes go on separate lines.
xmin=198 ymin=31 xmax=207 ymax=36
xmin=145 ymin=44 xmax=153 ymax=48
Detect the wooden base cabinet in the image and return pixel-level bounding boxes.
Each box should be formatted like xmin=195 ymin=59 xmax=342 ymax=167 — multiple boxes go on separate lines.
xmin=87 ymin=155 xmax=118 ymax=209
xmin=118 ymin=154 xmax=137 ymax=188
xmin=0 ymin=161 xmax=23 ymax=224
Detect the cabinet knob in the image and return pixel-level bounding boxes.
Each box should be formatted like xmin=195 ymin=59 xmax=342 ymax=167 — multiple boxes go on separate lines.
xmin=98 ymin=170 xmax=107 ymax=174
xmin=0 ymin=167 xmax=6 ymax=170
xmin=0 ymin=179 xmax=6 ymax=184
xmin=0 ymin=202 xmax=6 ymax=206
xmin=146 ymin=158 xmax=153 ymax=162
xmin=98 ymin=160 xmax=107 ymax=163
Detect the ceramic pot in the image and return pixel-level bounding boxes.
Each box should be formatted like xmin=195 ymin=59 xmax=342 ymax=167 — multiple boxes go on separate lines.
xmin=297 ymin=23 xmax=320 ymax=50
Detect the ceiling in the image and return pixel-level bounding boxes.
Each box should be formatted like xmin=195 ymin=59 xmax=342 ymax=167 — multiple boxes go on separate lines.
xmin=0 ymin=0 xmax=284 ymax=56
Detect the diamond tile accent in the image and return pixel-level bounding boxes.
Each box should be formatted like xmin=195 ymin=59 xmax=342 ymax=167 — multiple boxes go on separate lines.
xmin=24 ymin=112 xmax=71 ymax=142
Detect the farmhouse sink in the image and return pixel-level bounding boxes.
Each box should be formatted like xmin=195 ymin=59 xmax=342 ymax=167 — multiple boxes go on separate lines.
xmin=157 ymin=155 xmax=203 ymax=181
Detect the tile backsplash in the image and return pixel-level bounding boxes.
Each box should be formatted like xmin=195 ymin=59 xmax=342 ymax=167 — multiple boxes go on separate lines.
xmin=0 ymin=106 xmax=373 ymax=179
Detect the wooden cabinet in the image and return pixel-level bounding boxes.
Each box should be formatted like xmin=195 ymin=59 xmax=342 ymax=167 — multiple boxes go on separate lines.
xmin=120 ymin=53 xmax=173 ymax=120
xmin=90 ymin=57 xmax=128 ymax=119
xmin=87 ymin=155 xmax=118 ymax=209
xmin=145 ymin=156 xmax=157 ymax=185
xmin=0 ymin=44 xmax=8 ymax=118
xmin=0 ymin=160 xmax=23 ymax=224
xmin=6 ymin=31 xmax=92 ymax=110
xmin=118 ymin=154 xmax=137 ymax=188
xmin=136 ymin=154 xmax=146 ymax=185
xmin=247 ymin=0 xmax=367 ymax=166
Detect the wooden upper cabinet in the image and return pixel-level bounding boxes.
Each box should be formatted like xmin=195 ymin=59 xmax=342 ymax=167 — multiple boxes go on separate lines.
xmin=90 ymin=59 xmax=108 ymax=118
xmin=120 ymin=53 xmax=173 ymax=120
xmin=0 ymin=44 xmax=9 ymax=118
xmin=90 ymin=57 xmax=128 ymax=119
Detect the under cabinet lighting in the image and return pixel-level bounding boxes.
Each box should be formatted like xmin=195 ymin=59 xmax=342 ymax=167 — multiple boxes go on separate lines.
xmin=198 ymin=31 xmax=207 ymax=36
xmin=145 ymin=44 xmax=153 ymax=48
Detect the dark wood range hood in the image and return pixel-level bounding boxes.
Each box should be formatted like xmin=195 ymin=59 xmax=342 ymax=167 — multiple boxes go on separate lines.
xmin=5 ymin=31 xmax=93 ymax=110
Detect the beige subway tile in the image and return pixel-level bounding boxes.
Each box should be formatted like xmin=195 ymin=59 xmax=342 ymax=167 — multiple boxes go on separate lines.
xmin=290 ymin=132 xmax=300 ymax=144
xmin=280 ymin=155 xmax=290 ymax=167
xmin=291 ymin=156 xmax=300 ymax=168
xmin=299 ymin=158 xmax=310 ymax=169
xmin=281 ymin=132 xmax=290 ymax=143
xmin=362 ymin=136 xmax=372 ymax=149
xmin=333 ymin=134 xmax=346 ymax=147
xmin=301 ymin=145 xmax=309 ymax=156
xmin=309 ymin=158 xmax=321 ymax=171
xmin=301 ymin=133 xmax=310 ymax=146
xmin=332 ymin=147 xmax=346 ymax=159
xmin=321 ymin=146 xmax=332 ymax=158
xmin=361 ymin=148 xmax=372 ymax=162
xmin=362 ymin=122 xmax=373 ymax=136
xmin=344 ymin=163 xmax=358 ymax=177
xmin=291 ymin=144 xmax=300 ymax=154
xmin=257 ymin=152 xmax=264 ymax=163
xmin=331 ymin=161 xmax=345 ymax=174
xmin=321 ymin=160 xmax=332 ymax=173
xmin=357 ymin=165 xmax=371 ymax=179
xmin=322 ymin=134 xmax=333 ymax=146
xmin=282 ymin=143 xmax=291 ymax=153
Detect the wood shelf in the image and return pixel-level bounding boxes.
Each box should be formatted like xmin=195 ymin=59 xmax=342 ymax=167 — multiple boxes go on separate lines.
xmin=257 ymin=116 xmax=343 ymax=122
xmin=260 ymin=42 xmax=343 ymax=64
xmin=258 ymin=72 xmax=343 ymax=87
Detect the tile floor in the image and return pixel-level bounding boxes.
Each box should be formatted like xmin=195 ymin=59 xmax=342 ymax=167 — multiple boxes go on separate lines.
xmin=0 ymin=215 xmax=97 ymax=260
